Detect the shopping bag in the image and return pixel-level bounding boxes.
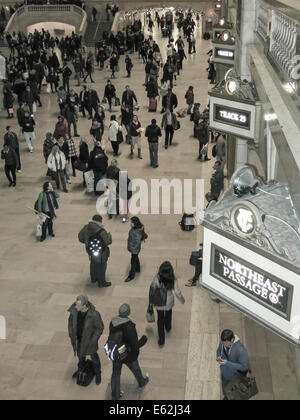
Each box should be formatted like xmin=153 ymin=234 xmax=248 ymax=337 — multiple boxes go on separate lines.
xmin=84 ymin=170 xmax=95 ymax=193
xmin=32 ymin=102 xmax=37 ymax=113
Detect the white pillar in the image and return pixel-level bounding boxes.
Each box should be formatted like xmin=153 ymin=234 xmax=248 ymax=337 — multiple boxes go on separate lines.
xmin=235 ymin=137 xmax=248 ymax=168
xmin=236 ymin=0 xmax=257 ymax=81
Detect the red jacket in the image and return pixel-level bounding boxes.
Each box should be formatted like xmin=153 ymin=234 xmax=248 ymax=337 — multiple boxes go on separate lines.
xmin=54 ymin=121 xmax=68 ymax=139
xmin=185 ymin=89 xmax=194 ymax=105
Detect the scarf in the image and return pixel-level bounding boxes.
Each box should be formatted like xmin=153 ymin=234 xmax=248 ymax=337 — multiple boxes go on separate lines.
xmin=45 ymin=191 xmax=58 ymax=218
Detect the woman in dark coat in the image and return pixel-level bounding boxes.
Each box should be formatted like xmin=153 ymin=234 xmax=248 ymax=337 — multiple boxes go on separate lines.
xmin=79 ymin=138 xmax=90 ymax=186
xmin=125 ymin=217 xmax=146 ymax=282
xmin=109 ymin=53 xmax=119 ymax=79
xmin=3 ymin=83 xmax=15 ymax=118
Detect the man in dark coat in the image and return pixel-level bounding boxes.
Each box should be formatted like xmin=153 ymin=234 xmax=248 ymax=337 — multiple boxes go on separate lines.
xmin=1 ymin=145 xmax=19 ymax=187
xmin=78 ymin=214 xmax=112 ymax=287
xmin=145 ymin=118 xmax=161 ymax=168
xmin=109 ymin=303 xmax=149 ymax=400
xmin=210 ymin=161 xmax=224 ymax=200
xmin=121 ymin=85 xmax=138 ymax=113
xmin=104 ymin=80 xmax=116 ymax=113
xmin=161 ymin=108 xmax=178 ymax=149
xmin=4 ymin=126 xmax=21 ymax=172
xmin=84 ymin=86 xmax=100 ymax=119
xmin=68 ymin=295 xmax=104 ymax=385
xmin=88 ymin=141 xmax=108 ymax=196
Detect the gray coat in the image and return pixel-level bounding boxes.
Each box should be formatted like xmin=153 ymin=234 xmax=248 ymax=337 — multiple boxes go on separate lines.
xmin=68 ymin=302 xmax=104 ymax=359
xmin=150 ymin=276 xmax=185 ymax=311
xmin=78 ymin=221 xmax=112 ymax=263
xmin=127 ymin=227 xmax=143 ymax=255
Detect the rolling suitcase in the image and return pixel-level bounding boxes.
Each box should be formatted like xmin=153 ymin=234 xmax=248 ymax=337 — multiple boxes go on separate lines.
xmin=149 ymin=98 xmax=157 ymax=112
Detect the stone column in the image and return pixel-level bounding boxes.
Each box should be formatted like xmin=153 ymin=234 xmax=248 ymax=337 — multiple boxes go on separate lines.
xmin=236 ymin=0 xmax=257 ymax=81
xmin=235 ymin=137 xmax=248 ymax=169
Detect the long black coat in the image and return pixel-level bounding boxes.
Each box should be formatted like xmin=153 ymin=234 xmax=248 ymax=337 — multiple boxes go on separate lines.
xmin=68 ymin=302 xmax=104 ymax=359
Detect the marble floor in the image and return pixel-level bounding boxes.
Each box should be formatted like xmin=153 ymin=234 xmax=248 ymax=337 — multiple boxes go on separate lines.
xmin=0 ymin=20 xmax=299 ymax=400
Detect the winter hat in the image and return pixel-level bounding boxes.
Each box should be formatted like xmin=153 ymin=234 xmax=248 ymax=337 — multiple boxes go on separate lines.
xmin=119 ymin=303 xmax=131 ymax=318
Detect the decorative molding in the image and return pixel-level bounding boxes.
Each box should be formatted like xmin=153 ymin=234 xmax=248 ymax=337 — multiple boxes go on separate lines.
xmin=269 ymin=10 xmax=299 ymax=80
xmin=256 ymin=1 xmax=268 ymax=43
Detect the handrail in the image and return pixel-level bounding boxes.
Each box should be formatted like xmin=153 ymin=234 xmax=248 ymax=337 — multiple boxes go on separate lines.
xmin=5 ymin=4 xmax=87 ymax=35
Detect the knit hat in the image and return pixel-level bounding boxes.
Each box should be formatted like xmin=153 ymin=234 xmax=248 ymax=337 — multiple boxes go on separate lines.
xmin=119 ymin=303 xmax=130 ymax=318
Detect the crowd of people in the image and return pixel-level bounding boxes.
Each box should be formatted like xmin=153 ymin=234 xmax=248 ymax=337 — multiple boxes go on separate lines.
xmin=0 ymin=8 xmax=245 ymax=401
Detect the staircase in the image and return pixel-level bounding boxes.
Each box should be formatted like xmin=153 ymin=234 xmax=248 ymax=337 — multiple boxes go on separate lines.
xmin=84 ymin=19 xmax=113 ymax=47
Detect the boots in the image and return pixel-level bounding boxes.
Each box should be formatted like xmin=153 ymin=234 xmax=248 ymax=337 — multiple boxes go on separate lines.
xmin=138 ymin=149 xmax=143 ymax=159
xmin=130 ymin=148 xmax=134 ymax=158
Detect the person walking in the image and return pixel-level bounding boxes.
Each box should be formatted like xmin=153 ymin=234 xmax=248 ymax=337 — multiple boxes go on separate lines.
xmin=125 ymin=55 xmax=133 ymax=78
xmin=125 ymin=217 xmax=147 ymax=282
xmin=37 ymin=181 xmax=59 ymax=242
xmin=129 ymin=114 xmax=143 ymax=159
xmin=90 ymin=119 xmax=103 ymax=142
xmin=185 ymin=86 xmax=194 ymax=115
xmin=145 ymin=118 xmax=161 ymax=168
xmin=47 ymin=145 xmax=68 ymax=193
xmin=53 ymin=116 xmax=68 ymax=140
xmin=108 ymin=114 xmax=123 ymax=157
xmin=148 ymin=261 xmax=185 ymax=347
xmin=109 ymin=52 xmax=119 ymax=79
xmin=216 ymin=329 xmax=249 ymax=400
xmin=66 ymin=136 xmax=78 ymax=177
xmin=104 ymin=80 xmax=116 ymax=113
xmin=79 ymin=137 xmax=89 ymax=186
xmin=161 ymin=108 xmax=178 ymax=149
xmin=83 ymin=52 xmax=95 ymax=83
xmin=68 ymin=295 xmax=104 ymax=386
xmin=1 ymin=144 xmax=19 ymax=187
xmin=121 ymin=85 xmax=138 ymax=113
xmin=78 ymin=214 xmax=112 ymax=288
xmin=216 ymin=134 xmax=226 ymax=169
xmin=4 ymin=126 xmax=21 ymax=172
xmin=109 ymin=303 xmax=149 ymax=400
xmin=43 ymin=132 xmax=55 ymax=177
xmin=65 ymin=104 xmax=80 ymax=138
xmin=88 ymin=140 xmax=108 ymax=196
xmin=210 ymin=160 xmax=224 ymax=200
xmin=21 ymin=110 xmax=36 ymax=153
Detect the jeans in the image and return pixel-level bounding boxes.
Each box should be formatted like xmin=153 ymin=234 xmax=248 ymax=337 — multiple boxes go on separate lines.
xmin=63 ymin=77 xmax=70 ymax=92
xmin=93 ymin=171 xmax=105 ymax=196
xmin=41 ymin=212 xmax=54 ymax=239
xmin=54 ymin=169 xmax=67 ymax=191
xmin=111 ymin=141 xmax=119 ymax=155
xmin=4 ymin=165 xmax=16 ymax=184
xmin=111 ymin=360 xmax=147 ymax=400
xmin=24 ymin=131 xmax=35 ymax=151
xmin=165 ymin=125 xmax=174 ymax=146
xmin=90 ymin=259 xmax=107 ymax=286
xmin=157 ymin=309 xmax=172 ymax=345
xmin=129 ymin=254 xmax=140 ymax=279
xmin=148 ymin=142 xmax=158 ymax=167
xmin=68 ymin=120 xmax=78 ymax=137
xmin=77 ymin=341 xmax=101 ymax=376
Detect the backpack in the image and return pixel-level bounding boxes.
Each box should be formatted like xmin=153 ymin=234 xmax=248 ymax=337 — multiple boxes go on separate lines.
xmin=76 ymin=360 xmax=95 ymax=387
xmin=87 ymin=230 xmax=106 ymax=261
xmin=212 ymin=144 xmax=217 ymax=158
xmin=179 ymin=213 xmax=195 ymax=231
xmin=104 ymin=329 xmax=128 ymax=362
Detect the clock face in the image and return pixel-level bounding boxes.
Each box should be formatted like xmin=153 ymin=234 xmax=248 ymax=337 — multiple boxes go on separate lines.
xmin=233 ymin=207 xmax=256 ymax=235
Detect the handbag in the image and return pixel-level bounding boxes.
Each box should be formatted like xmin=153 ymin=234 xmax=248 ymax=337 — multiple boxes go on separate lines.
xmin=189 ymin=250 xmax=202 ymax=266
xmin=117 ymin=129 xmax=124 ymax=144
xmin=74 ymin=159 xmax=86 ymax=172
xmin=149 ymin=283 xmax=167 ymax=306
xmin=224 ymin=344 xmax=258 ymax=400
xmin=146 ymin=305 xmax=155 ymax=323
xmin=175 ymin=120 xmax=181 ymax=130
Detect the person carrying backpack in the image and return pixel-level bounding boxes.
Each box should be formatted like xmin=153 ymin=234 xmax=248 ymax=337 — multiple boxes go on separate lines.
xmin=125 ymin=217 xmax=147 ymax=283
xmin=148 ymin=261 xmax=185 ymax=347
xmin=78 ymin=214 xmax=112 ymax=288
xmin=107 ymin=303 xmax=149 ymax=400
xmin=68 ymin=295 xmax=104 ymax=386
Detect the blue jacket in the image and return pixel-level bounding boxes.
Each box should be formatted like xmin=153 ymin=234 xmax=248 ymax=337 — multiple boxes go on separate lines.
xmin=216 ymin=338 xmax=248 ymax=381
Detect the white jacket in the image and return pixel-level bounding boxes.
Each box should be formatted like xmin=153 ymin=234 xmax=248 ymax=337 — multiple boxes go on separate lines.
xmin=47 ymin=151 xmax=66 ymax=172
xmin=108 ymin=120 xmax=122 ymax=142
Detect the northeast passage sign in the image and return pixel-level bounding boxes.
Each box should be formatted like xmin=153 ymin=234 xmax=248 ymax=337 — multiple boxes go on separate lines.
xmin=210 ymin=245 xmax=293 ymax=320
xmin=215 ymin=47 xmax=235 ymax=60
